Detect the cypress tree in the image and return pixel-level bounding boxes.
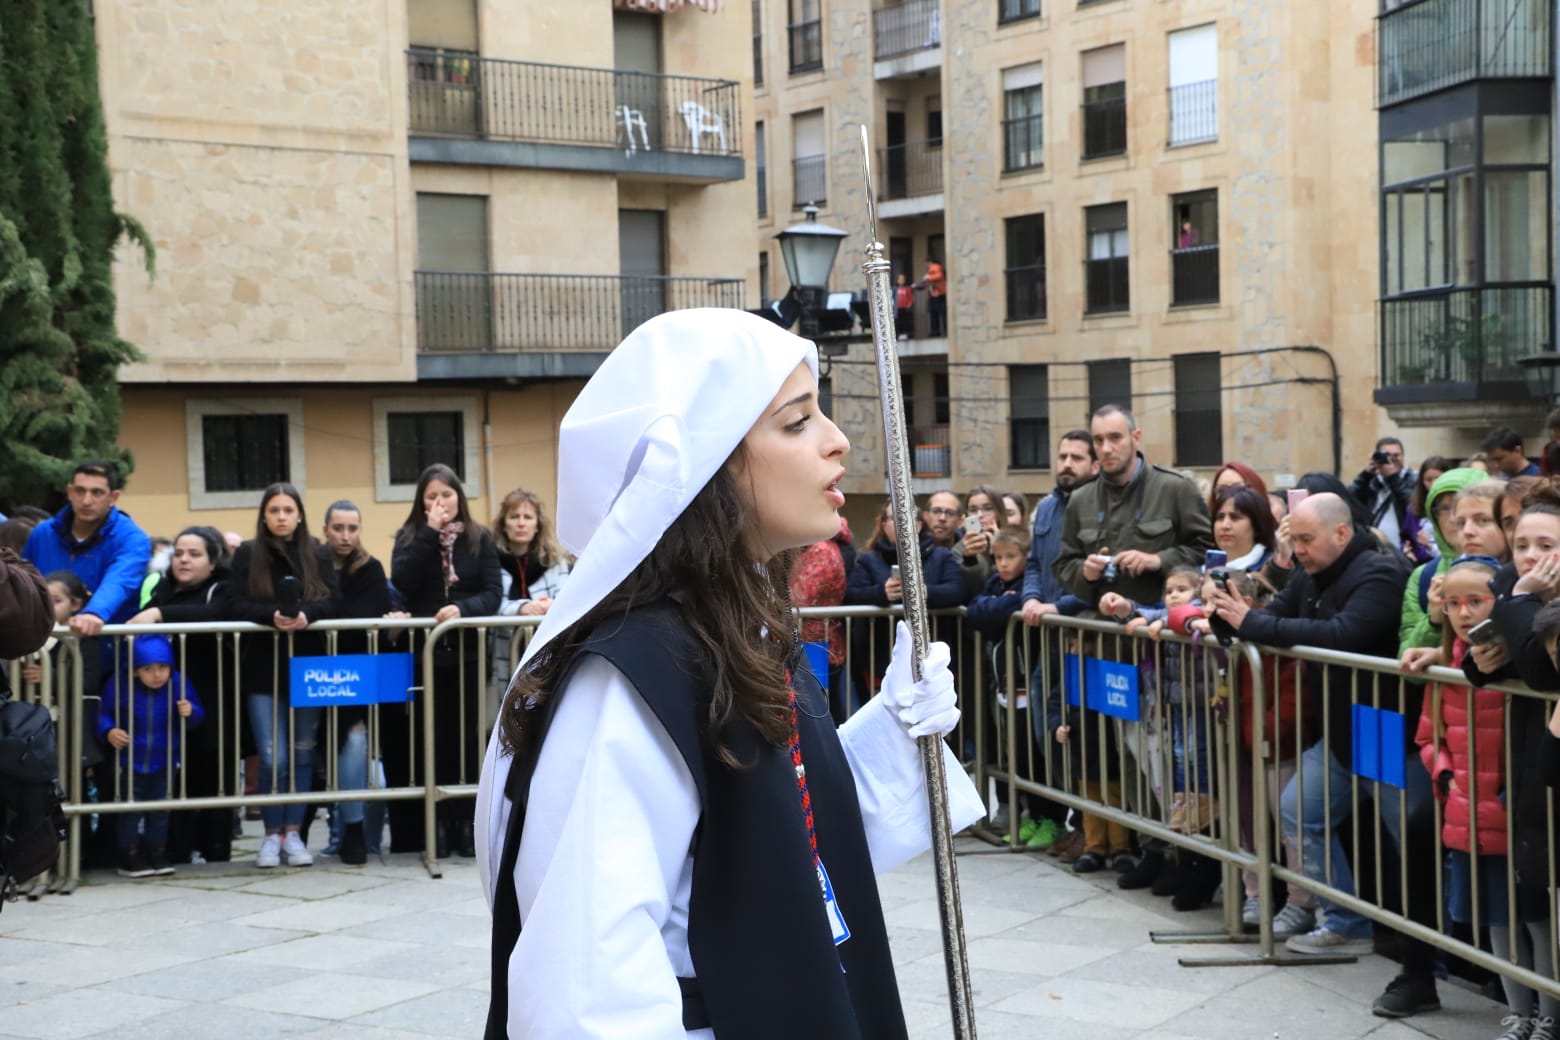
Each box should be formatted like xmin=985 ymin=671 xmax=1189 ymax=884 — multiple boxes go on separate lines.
xmin=0 ymin=0 xmax=153 ymax=510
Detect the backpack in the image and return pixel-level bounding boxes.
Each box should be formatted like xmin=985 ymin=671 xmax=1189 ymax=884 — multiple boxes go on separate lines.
xmin=0 ymin=698 xmax=66 ymax=902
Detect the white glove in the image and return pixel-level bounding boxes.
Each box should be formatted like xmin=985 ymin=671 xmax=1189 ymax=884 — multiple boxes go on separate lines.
xmin=880 ymin=620 xmax=960 ymax=739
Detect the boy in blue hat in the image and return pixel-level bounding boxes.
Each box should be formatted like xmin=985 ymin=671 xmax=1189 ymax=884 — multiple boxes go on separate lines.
xmin=99 ymin=635 xmax=203 ymax=877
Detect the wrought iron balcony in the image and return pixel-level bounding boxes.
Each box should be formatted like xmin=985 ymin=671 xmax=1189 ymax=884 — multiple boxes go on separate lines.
xmin=1377 ymin=0 xmax=1552 ymax=107
xmin=910 ymin=424 xmax=952 ymax=478
xmin=874 ymin=0 xmax=940 ymax=61
xmin=414 ymin=272 xmax=745 ymax=359
xmin=1004 ymin=264 xmax=1048 ymax=322
xmin=880 ymin=139 xmax=943 ymax=200
xmin=1167 ymin=79 xmax=1217 ymax=146
xmin=1082 ymin=95 xmax=1127 ymax=159
xmin=1002 ymin=113 xmax=1044 ymax=172
xmin=793 ymin=155 xmax=827 ymax=206
xmin=406 ymin=51 xmax=743 ymax=178
xmin=1170 ymin=245 xmax=1220 ymax=306
xmin=1378 ymin=285 xmax=1553 ymax=401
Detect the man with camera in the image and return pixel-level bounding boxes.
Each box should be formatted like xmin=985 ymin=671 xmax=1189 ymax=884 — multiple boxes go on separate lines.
xmin=1053 ymin=405 xmax=1212 ymax=608
xmin=1348 ymin=437 xmax=1416 ymax=554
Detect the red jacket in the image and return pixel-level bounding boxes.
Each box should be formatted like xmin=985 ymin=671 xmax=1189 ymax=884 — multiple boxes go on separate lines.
xmin=1415 ymin=640 xmax=1508 ymax=855
xmin=1239 ymin=654 xmax=1315 ymax=759
xmin=790 ymin=519 xmax=851 ymax=665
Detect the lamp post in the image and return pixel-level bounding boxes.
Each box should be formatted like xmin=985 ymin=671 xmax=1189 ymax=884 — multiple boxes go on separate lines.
xmin=1518 ymin=346 xmax=1560 ymax=401
xmin=775 ymin=205 xmax=849 ymax=340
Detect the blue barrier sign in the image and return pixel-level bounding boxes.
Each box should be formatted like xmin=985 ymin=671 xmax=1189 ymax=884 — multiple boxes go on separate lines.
xmin=289 ymin=654 xmax=414 ymax=707
xmin=1062 ymin=654 xmax=1140 ymax=721
xmin=1351 ymin=704 xmax=1405 ymax=789
xmin=803 ymin=642 xmax=831 ymax=693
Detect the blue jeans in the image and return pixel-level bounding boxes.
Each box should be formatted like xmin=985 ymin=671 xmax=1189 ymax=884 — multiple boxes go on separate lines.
xmin=336 ymin=722 xmax=367 ymax=826
xmin=1278 ymin=741 xmax=1434 ymax=938
xmin=116 ymin=769 xmax=170 ymax=850
xmin=248 ymin=694 xmax=321 ymax=831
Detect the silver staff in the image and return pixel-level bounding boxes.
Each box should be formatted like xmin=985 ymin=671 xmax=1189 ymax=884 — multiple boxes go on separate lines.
xmin=857 ymin=124 xmax=977 ymax=1039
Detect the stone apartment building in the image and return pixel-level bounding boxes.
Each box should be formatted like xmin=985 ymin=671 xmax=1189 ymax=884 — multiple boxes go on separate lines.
xmin=99 ymin=0 xmax=755 ymax=556
xmin=754 ymin=0 xmax=1556 ymax=515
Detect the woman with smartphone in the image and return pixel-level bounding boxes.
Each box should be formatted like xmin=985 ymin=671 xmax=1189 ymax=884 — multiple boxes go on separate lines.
xmin=223 ymin=483 xmax=340 ymax=868
xmin=476 ymin=310 xmax=981 ymax=1038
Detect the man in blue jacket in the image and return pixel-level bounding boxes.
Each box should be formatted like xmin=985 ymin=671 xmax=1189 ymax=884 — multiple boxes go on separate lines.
xmin=23 ymin=460 xmax=151 ymax=634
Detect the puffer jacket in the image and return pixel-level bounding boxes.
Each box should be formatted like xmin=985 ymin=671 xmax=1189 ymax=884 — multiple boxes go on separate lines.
xmin=1415 ymin=639 xmax=1508 ymax=855
xmin=1399 ymin=467 xmax=1485 ymax=655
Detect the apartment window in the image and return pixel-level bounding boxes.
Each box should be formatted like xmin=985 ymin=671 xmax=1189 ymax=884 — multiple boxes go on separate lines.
xmin=792 ymin=109 xmax=826 ymax=206
xmin=753 ymin=0 xmax=764 ymax=86
xmin=928 ymin=232 xmax=944 ymax=264
xmin=416 ymin=193 xmax=491 ymax=351
xmin=1010 ymin=365 xmax=1050 ymax=469
xmin=1085 ymin=202 xmax=1130 ymax=314
xmin=788 ymin=0 xmax=822 ymax=73
xmin=999 ymin=0 xmax=1041 ymax=24
xmin=186 ymin=398 xmax=306 ymax=510
xmin=934 ymin=372 xmax=951 ymax=424
xmin=927 ymin=99 xmax=943 ymax=148
xmin=759 ymin=251 xmax=772 ymax=305
xmin=756 ymin=121 xmax=769 ymax=217
xmin=1004 ymin=214 xmax=1047 ymax=321
xmin=1081 ymin=44 xmax=1127 ymax=159
xmin=406 ymin=0 xmax=479 ymax=133
xmin=1002 ymin=63 xmax=1044 ymax=172
xmin=1168 ymin=24 xmax=1218 ymax=146
xmin=1171 ymin=189 xmax=1220 ymax=306
xmin=819 ymin=375 xmax=834 ymax=420
xmin=373 ymin=397 xmax=482 ymax=501
xmin=1087 ymin=358 xmax=1132 ymax=416
xmin=1173 ymin=353 xmax=1223 ymax=466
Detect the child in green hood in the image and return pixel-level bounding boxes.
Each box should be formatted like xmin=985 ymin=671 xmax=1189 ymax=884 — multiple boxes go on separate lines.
xmin=1399 ymin=470 xmax=1508 ymax=654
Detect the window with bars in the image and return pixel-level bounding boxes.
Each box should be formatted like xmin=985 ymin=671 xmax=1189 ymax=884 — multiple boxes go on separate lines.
xmin=1004 ymin=214 xmax=1047 ymax=322
xmin=1081 ymin=44 xmax=1127 ymax=159
xmin=1087 ymin=358 xmax=1132 ymax=417
xmin=202 ymin=414 xmax=290 ymax=493
xmin=1002 ymin=64 xmax=1043 ymax=172
xmin=753 ymin=0 xmax=764 ymax=85
xmin=1085 ymin=202 xmax=1130 ymax=314
xmin=1173 ymin=352 xmax=1223 ymax=465
xmin=756 ymin=121 xmax=768 ymax=217
xmin=788 ymin=0 xmax=822 ymax=72
xmin=1009 ymin=365 xmax=1050 ymax=469
xmin=999 ymin=0 xmax=1041 ymax=24
xmin=388 ymin=411 xmax=466 ymax=486
xmin=1171 ymin=189 xmax=1219 ymax=305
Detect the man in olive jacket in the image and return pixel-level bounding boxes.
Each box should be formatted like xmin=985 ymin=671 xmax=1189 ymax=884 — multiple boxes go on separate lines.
xmin=1053 ymin=405 xmax=1212 ymax=609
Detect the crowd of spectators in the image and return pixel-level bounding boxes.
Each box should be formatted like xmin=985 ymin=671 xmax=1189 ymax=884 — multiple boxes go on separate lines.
xmin=0 ymin=458 xmax=571 ymax=875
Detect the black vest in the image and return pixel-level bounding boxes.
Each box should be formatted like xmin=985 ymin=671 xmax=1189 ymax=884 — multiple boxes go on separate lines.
xmin=486 ymin=605 xmax=907 ymax=1038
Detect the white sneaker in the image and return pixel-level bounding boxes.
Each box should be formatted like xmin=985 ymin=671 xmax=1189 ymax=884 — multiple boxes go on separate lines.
xmin=1241 ymin=896 xmax=1260 ymax=928
xmin=256 ymin=834 xmax=282 ymax=869
xmin=1284 ymin=925 xmax=1371 ymax=957
xmin=282 ymin=832 xmax=313 ymax=867
xmin=1494 ymin=1014 xmax=1536 ymax=1040
xmin=1272 ymin=902 xmax=1317 ymax=938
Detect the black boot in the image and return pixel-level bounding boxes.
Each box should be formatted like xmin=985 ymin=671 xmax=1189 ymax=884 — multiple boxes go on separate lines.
xmin=434 ymin=820 xmax=450 ymax=859
xmin=1117 ymin=848 xmax=1164 ymax=890
xmin=457 ymin=819 xmax=476 ymax=859
xmin=340 ymin=822 xmax=367 ymax=866
xmin=1151 ymin=854 xmax=1183 ymax=897
xmin=1172 ymin=852 xmax=1223 ymax=911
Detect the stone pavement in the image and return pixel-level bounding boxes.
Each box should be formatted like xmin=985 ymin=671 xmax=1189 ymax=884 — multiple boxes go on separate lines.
xmin=0 ymin=828 xmax=1513 ymax=1039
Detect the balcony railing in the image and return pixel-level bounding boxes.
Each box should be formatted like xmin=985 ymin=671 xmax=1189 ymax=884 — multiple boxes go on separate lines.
xmin=1085 ymin=257 xmax=1130 ymax=314
xmin=789 ymin=19 xmax=823 ymax=72
xmin=406 ymin=51 xmax=742 ymax=157
xmin=1170 ymin=245 xmax=1220 ymax=306
xmin=1380 ymin=284 xmax=1553 ymax=389
xmin=1004 ymin=264 xmax=1048 ymax=322
xmin=1082 ymin=95 xmax=1127 ymax=159
xmin=1002 ymin=113 xmax=1044 ymax=171
xmin=880 ymin=139 xmax=943 ymax=199
xmin=793 ymin=154 xmax=827 ymax=206
xmin=874 ymin=0 xmax=941 ymax=60
xmin=998 ymin=0 xmax=1041 ymax=23
xmin=414 ymin=272 xmax=745 ymax=353
xmin=1167 ymin=79 xmax=1217 ymax=146
xmin=1378 ymin=0 xmax=1552 ymax=106
xmin=910 ymin=423 xmax=952 ymax=478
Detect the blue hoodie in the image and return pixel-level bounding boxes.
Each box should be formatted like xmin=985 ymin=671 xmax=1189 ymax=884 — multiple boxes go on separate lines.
xmin=98 ymin=637 xmax=205 ymax=775
xmin=23 ymin=505 xmax=151 ymax=625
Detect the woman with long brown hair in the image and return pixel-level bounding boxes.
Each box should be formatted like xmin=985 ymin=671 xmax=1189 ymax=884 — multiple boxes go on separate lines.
xmin=493 ymin=488 xmax=571 ymax=617
xmin=390 ymin=463 xmax=501 ymax=858
xmin=222 ymin=483 xmax=339 ymax=868
xmin=476 ymin=310 xmax=980 ymax=1039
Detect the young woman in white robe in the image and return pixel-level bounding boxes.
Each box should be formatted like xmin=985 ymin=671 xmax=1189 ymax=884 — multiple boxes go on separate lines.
xmin=475 ymin=309 xmax=983 ymax=1038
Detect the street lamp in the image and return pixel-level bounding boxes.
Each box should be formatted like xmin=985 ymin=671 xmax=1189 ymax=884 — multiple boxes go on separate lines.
xmin=774 ymin=205 xmax=849 ymax=340
xmin=1518 ymin=346 xmax=1560 ymax=401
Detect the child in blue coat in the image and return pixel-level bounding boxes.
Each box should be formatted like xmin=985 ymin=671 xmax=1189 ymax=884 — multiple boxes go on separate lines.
xmin=99 ymin=635 xmax=204 ymax=878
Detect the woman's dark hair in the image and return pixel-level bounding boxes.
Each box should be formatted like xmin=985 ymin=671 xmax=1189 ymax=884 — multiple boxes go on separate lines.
xmin=1497 ymin=476 xmax=1544 ymax=531
xmin=1296 ymin=472 xmax=1374 ymax=531
xmin=248 ymin=483 xmax=330 ymax=601
xmin=499 ymin=459 xmax=793 ymax=767
xmin=396 ymin=464 xmax=486 ymax=555
xmin=1002 ymin=490 xmax=1029 ymax=525
xmin=1410 ymin=456 xmax=1461 ymax=520
xmin=323 ymin=499 xmax=372 ymax=575
xmin=1535 ymin=600 xmax=1560 ymax=663
xmin=43 ymin=570 xmax=90 ymax=607
xmin=172 ymin=526 xmax=224 ymax=580
xmin=1213 ymin=484 xmax=1277 ymax=555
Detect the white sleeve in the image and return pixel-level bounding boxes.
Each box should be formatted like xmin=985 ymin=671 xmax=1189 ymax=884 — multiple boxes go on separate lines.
xmin=507 ymin=657 xmax=701 ymax=1039
xmin=497 ymin=570 xmax=524 ymax=616
xmin=837 ymin=694 xmax=985 ymax=875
